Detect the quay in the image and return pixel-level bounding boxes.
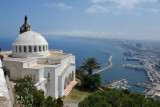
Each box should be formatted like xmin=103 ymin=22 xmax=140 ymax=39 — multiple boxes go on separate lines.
xmin=124 ymin=57 xmax=139 ymax=61
xmin=136 ymin=83 xmax=156 ymax=89
xmin=123 ymin=64 xmax=148 ymax=71
xmin=106 ymin=79 xmax=130 ymax=89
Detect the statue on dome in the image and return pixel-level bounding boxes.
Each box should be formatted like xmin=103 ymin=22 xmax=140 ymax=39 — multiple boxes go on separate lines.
xmin=25 ymin=16 xmax=28 ymax=23
xmin=20 ymin=16 xmax=31 ymax=34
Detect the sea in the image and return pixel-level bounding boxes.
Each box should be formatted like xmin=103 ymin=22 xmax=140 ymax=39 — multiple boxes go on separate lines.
xmin=0 ymin=36 xmax=150 ymax=93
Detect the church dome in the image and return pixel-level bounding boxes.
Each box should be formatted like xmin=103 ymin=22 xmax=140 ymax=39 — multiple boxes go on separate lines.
xmin=13 ymin=31 xmax=48 ymax=45
xmin=11 ymin=16 xmax=50 ymax=58
xmin=12 ymin=31 xmax=50 ymax=58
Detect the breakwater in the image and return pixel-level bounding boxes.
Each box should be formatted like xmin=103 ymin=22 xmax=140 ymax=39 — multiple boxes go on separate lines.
xmin=94 ymin=51 xmax=112 ymax=74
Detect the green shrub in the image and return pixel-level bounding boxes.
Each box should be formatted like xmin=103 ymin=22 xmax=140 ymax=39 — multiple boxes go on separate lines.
xmin=79 ymin=90 xmax=160 ymax=107
xmin=81 ymin=74 xmax=101 ymax=90
xmin=14 ymin=77 xmax=63 ymax=107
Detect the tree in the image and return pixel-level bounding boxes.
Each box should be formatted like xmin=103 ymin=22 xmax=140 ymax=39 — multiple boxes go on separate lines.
xmin=14 ymin=77 xmax=64 ymax=107
xmin=14 ymin=77 xmax=36 ymax=106
xmin=79 ymin=89 xmax=160 ymax=107
xmin=33 ymin=90 xmax=45 ymax=107
xmin=81 ymin=74 xmax=101 ymax=90
xmin=44 ymin=96 xmax=63 ymax=107
xmin=80 ymin=57 xmax=101 ymax=74
xmin=56 ymin=97 xmax=63 ymax=107
xmin=44 ymin=96 xmax=55 ymax=107
xmin=76 ymin=69 xmax=84 ymax=79
xmin=122 ymin=89 xmax=131 ymax=95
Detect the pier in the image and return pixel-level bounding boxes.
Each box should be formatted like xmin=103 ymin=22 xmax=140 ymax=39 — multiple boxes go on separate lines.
xmin=94 ymin=54 xmax=112 ymax=74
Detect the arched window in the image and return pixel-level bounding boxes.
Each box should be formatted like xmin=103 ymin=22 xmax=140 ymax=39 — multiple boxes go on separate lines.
xmin=24 ymin=46 xmax=26 ymax=52
xmin=68 ymin=75 xmax=70 ymax=85
xmin=46 ymin=45 xmax=48 ymax=51
xmin=34 ymin=46 xmax=37 ymax=52
xmin=16 ymin=46 xmax=17 ymax=52
xmin=48 ymin=72 xmax=50 ymax=78
xmin=29 ymin=46 xmax=32 ymax=52
xmin=64 ymin=77 xmax=68 ymax=89
xmin=43 ymin=45 xmax=45 ymax=51
xmin=19 ymin=46 xmax=21 ymax=52
xmin=33 ymin=75 xmax=35 ymax=81
xmin=30 ymin=74 xmax=32 ymax=80
xmin=39 ymin=46 xmax=41 ymax=52
xmin=13 ymin=45 xmax=14 ymax=52
xmin=69 ymin=74 xmax=72 ymax=83
xmin=72 ymin=71 xmax=74 ymax=81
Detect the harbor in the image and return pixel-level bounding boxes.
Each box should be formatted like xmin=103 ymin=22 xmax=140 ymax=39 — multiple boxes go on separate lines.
xmin=106 ymin=79 xmax=130 ymax=89
xmin=123 ymin=50 xmax=160 ymax=99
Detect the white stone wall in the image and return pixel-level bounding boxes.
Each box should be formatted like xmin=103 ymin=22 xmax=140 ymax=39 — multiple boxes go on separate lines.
xmin=54 ymin=66 xmax=62 ymax=98
xmin=23 ymin=59 xmax=37 ymax=68
xmin=39 ymin=68 xmax=45 ymax=83
xmin=57 ymin=55 xmax=75 ymax=75
xmin=23 ymin=68 xmax=39 ymax=83
xmin=12 ymin=51 xmax=50 ymax=58
xmin=44 ymin=67 xmax=56 ymax=98
xmin=37 ymin=58 xmax=61 ymax=65
xmin=2 ymin=61 xmax=23 ymax=80
xmin=58 ymin=64 xmax=75 ymax=97
xmin=57 ymin=55 xmax=76 ymax=97
xmin=35 ymin=78 xmax=47 ymax=97
xmin=0 ymin=59 xmax=12 ymax=107
xmin=2 ymin=51 xmax=76 ymax=99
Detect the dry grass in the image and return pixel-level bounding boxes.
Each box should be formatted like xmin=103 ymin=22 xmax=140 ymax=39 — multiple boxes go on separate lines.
xmin=62 ymin=79 xmax=92 ymax=104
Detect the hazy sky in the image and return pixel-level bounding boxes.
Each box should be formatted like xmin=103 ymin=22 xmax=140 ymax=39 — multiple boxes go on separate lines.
xmin=0 ymin=0 xmax=160 ymax=40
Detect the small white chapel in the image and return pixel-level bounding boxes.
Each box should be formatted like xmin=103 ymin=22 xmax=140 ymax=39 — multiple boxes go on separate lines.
xmin=1 ymin=16 xmax=77 ymax=99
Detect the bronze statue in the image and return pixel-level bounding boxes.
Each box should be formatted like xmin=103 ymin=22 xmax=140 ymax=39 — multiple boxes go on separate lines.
xmin=25 ymin=16 xmax=28 ymax=23
xmin=20 ymin=16 xmax=31 ymax=34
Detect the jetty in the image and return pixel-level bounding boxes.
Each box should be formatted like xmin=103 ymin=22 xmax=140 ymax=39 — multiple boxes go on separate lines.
xmin=94 ymin=54 xmax=112 ymax=74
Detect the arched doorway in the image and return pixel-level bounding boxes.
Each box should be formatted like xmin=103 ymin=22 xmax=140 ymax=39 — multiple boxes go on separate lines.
xmin=64 ymin=77 xmax=68 ymax=89
xmin=72 ymin=71 xmax=74 ymax=81
xmin=69 ymin=74 xmax=72 ymax=83
xmin=68 ymin=75 xmax=70 ymax=85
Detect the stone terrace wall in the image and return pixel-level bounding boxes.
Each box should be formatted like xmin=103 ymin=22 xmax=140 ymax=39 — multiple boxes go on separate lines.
xmin=0 ymin=59 xmax=12 ymax=107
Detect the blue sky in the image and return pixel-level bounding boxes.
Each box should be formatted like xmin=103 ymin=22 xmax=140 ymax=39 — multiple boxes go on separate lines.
xmin=0 ymin=0 xmax=160 ymax=40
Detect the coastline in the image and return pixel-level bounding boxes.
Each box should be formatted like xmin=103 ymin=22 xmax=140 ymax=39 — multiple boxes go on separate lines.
xmin=94 ymin=54 xmax=112 ymax=74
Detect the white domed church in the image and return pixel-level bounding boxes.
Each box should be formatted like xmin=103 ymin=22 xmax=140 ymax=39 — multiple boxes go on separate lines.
xmin=1 ymin=16 xmax=76 ymax=98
